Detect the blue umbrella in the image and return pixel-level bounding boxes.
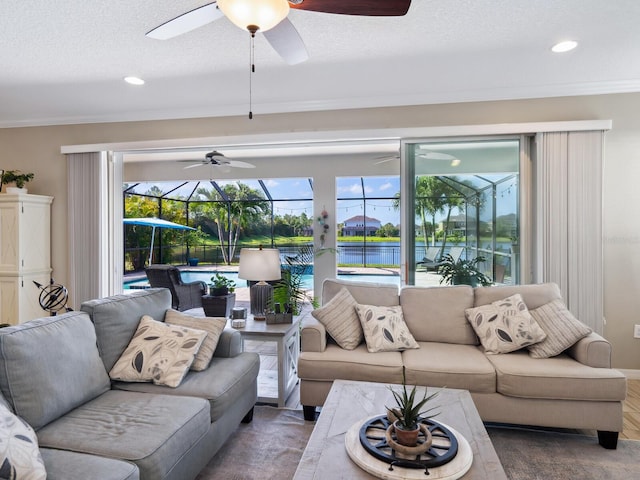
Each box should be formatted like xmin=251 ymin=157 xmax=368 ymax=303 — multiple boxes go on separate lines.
xmin=124 ymin=217 xmax=195 ymax=265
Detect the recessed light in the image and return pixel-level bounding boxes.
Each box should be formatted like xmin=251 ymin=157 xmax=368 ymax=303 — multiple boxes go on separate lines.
xmin=551 ymin=40 xmax=578 ymax=53
xmin=124 ymin=76 xmax=145 ymax=85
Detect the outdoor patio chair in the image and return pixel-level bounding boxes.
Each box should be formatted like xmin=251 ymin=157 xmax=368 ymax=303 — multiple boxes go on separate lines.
xmin=417 ymin=245 xmax=464 ymax=271
xmin=145 ymin=264 xmax=206 ymax=311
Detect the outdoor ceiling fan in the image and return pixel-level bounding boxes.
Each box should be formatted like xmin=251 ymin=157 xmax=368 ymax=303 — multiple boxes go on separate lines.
xmin=374 ymin=149 xmax=461 ymax=166
xmin=146 ymin=0 xmax=412 ymax=65
xmin=180 ymin=151 xmax=256 ymax=169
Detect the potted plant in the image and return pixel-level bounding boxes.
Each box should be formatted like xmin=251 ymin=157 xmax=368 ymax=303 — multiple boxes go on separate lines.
xmin=209 ymin=273 xmax=236 ymax=296
xmin=437 ymin=254 xmax=492 ymax=287
xmin=387 ymin=369 xmax=440 ymax=447
xmin=1 ymin=170 xmax=35 ymax=194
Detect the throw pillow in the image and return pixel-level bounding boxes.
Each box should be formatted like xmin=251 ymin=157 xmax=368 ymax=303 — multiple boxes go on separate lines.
xmin=355 ymin=304 xmax=419 ymax=353
xmin=465 ymin=294 xmax=547 ymax=354
xmin=527 ymin=299 xmax=592 ymax=358
xmin=311 ymin=288 xmax=363 ymax=350
xmin=165 ymin=309 xmax=227 ymax=371
xmin=0 ymin=403 xmax=46 ymax=480
xmin=109 ymin=315 xmax=207 ymax=387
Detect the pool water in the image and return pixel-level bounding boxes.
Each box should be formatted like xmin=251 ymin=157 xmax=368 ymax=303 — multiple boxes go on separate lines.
xmin=124 ymin=270 xmax=400 ymax=290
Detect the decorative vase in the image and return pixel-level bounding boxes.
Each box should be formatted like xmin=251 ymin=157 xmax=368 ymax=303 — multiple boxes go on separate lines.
xmin=6 ymin=187 xmax=27 ymax=194
xmin=209 ymin=286 xmax=229 ymax=297
xmin=393 ymin=420 xmax=420 ymax=447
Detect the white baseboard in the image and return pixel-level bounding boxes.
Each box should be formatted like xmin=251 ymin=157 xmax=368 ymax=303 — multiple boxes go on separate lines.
xmin=619 ymin=369 xmax=640 ymax=380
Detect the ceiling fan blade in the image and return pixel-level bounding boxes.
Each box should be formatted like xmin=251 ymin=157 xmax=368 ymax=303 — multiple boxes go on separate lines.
xmin=373 ymin=154 xmax=399 ymax=165
xmin=263 ymin=18 xmax=309 ymax=65
xmin=290 ymin=0 xmax=411 ymax=16
xmin=183 ymin=163 xmax=206 ymax=170
xmin=146 ymin=2 xmax=224 ymax=40
xmin=226 ymin=160 xmax=256 ymax=169
xmin=417 ymin=151 xmax=456 ymax=161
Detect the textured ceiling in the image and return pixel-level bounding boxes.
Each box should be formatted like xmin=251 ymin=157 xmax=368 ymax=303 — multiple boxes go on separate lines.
xmin=2 ymin=0 xmax=640 ymax=127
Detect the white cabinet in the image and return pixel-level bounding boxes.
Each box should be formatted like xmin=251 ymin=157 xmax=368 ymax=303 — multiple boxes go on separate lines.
xmin=0 ymin=194 xmax=53 ymax=324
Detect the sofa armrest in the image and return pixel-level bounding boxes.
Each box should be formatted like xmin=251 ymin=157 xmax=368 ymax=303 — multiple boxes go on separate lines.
xmin=566 ymin=332 xmax=612 ymax=368
xmin=214 ymin=328 xmax=242 ymax=358
xmin=301 ymin=316 xmax=327 ymax=353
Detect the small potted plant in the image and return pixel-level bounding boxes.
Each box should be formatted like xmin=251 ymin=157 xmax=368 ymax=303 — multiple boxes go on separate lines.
xmin=438 ymin=254 xmax=492 ymax=287
xmin=1 ymin=170 xmax=35 ymax=194
xmin=209 ymin=273 xmax=235 ymax=297
xmin=387 ymin=369 xmax=440 ymax=447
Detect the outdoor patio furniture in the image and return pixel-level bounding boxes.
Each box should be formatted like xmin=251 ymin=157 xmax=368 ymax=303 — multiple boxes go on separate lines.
xmin=417 ymin=246 xmax=464 ymax=271
xmin=145 ymin=264 xmax=206 ymax=311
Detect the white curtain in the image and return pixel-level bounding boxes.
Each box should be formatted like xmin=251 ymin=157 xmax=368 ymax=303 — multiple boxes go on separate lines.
xmin=67 ymin=152 xmax=108 ymax=308
xmin=534 ymin=131 xmax=604 ymax=333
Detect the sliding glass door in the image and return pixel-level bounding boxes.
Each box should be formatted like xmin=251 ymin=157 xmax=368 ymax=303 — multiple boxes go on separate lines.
xmin=404 ymin=138 xmax=521 ymax=286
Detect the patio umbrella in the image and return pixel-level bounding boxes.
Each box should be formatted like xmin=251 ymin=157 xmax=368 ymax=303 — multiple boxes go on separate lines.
xmin=123 ymin=217 xmax=195 ymax=266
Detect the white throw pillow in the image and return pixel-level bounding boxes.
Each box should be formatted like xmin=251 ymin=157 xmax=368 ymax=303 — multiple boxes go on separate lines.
xmin=109 ymin=315 xmax=207 ymax=387
xmin=355 ymin=304 xmax=419 ymax=353
xmin=0 ymin=403 xmax=46 ymax=480
xmin=527 ymin=299 xmax=592 ymax=358
xmin=465 ymin=294 xmax=547 ymax=354
xmin=165 ymin=309 xmax=227 ymax=371
xmin=311 ymin=288 xmax=363 ymax=350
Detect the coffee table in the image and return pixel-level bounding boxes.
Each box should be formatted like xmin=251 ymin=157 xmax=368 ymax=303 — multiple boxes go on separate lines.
xmin=293 ymin=380 xmax=506 ymax=479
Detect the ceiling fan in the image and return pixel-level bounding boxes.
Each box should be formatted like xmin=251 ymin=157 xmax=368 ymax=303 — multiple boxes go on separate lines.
xmin=146 ymin=0 xmax=412 ymax=65
xmin=180 ymin=151 xmax=256 ymax=169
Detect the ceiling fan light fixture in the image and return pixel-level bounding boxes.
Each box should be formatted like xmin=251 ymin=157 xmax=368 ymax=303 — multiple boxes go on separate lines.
xmin=218 ymin=0 xmax=290 ymax=33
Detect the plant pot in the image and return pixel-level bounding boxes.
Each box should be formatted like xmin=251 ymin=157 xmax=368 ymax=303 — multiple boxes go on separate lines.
xmin=202 ymin=293 xmax=235 ymax=318
xmin=209 ymin=286 xmax=228 ymax=297
xmin=5 ymin=187 xmax=27 ymax=194
xmin=393 ymin=420 xmax=420 ymax=447
xmin=187 ymin=258 xmax=199 ymax=266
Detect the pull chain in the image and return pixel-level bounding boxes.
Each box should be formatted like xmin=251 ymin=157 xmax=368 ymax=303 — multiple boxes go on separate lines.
xmin=248 ymin=30 xmax=256 ymax=120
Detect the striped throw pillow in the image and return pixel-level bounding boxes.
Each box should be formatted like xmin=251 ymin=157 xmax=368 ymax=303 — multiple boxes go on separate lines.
xmin=312 ymin=288 xmax=363 ymax=350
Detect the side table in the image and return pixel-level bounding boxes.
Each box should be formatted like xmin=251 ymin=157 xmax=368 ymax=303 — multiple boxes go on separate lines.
xmin=235 ymin=313 xmax=302 ymax=407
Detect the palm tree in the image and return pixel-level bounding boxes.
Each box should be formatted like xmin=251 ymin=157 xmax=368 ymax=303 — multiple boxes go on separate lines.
xmin=195 ymin=182 xmax=270 ymax=264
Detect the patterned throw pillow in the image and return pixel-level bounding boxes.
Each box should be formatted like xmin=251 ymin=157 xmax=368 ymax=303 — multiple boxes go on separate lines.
xmin=311 ymin=288 xmax=363 ymax=350
xmin=465 ymin=294 xmax=547 ymax=354
xmin=355 ymin=304 xmax=419 ymax=353
xmin=109 ymin=315 xmax=207 ymax=387
xmin=527 ymin=299 xmax=592 ymax=358
xmin=165 ymin=309 xmax=227 ymax=371
xmin=0 ymin=403 xmax=46 ymax=480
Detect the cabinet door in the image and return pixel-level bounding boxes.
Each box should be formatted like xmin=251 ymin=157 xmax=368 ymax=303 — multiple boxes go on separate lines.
xmin=20 ymin=272 xmax=53 ymax=323
xmin=20 ymin=201 xmax=51 ymax=272
xmin=0 ymin=202 xmax=20 ymax=272
xmin=0 ymin=276 xmax=19 ymax=324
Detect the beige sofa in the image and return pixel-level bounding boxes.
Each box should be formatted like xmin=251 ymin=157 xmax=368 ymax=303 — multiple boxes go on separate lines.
xmin=298 ymin=279 xmax=627 ymax=448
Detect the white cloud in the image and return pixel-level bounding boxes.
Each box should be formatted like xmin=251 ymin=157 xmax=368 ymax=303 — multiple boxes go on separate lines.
xmin=264 ymin=179 xmax=279 ymax=187
xmin=379 ymin=182 xmax=393 ymax=191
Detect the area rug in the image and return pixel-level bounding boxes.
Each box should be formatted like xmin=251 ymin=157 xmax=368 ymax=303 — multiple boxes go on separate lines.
xmin=486 ymin=425 xmax=640 ymax=480
xmin=195 ymin=406 xmax=314 ymax=480
xmin=196 ymin=407 xmax=640 ymax=480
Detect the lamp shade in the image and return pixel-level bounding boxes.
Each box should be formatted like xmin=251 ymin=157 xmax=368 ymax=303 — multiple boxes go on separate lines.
xmin=218 ymin=0 xmax=290 ymax=33
xmin=238 ymin=248 xmax=281 ymax=281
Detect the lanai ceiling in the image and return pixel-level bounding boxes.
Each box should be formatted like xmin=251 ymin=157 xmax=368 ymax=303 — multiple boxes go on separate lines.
xmin=2 ymin=0 xmax=640 ymax=128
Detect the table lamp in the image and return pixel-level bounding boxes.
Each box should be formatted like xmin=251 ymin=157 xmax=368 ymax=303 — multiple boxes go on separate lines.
xmin=238 ymin=247 xmax=281 ymax=319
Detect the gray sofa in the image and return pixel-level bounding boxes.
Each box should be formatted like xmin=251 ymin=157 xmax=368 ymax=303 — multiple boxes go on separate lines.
xmin=298 ymin=279 xmax=627 ymax=449
xmin=0 ymin=288 xmax=260 ymax=480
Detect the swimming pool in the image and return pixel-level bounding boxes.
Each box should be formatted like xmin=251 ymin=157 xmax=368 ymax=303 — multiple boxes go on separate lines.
xmin=123 ymin=270 xmax=400 ymax=290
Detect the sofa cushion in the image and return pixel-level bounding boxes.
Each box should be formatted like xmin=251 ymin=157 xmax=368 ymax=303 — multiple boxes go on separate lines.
xmin=40 ymin=448 xmax=139 ymax=480
xmin=486 ymin=350 xmax=627 ymax=401
xmin=112 ymin=352 xmax=260 ymax=423
xmin=81 ymin=288 xmax=173 ymax=372
xmin=465 ymin=294 xmax=547 ymax=354
xmin=36 ymin=390 xmax=210 ymax=480
xmin=473 ymin=282 xmax=562 ymax=309
xmin=355 ymin=304 xmax=419 ymax=353
xmin=109 ymin=315 xmax=207 ymax=388
xmin=298 ymin=344 xmax=404 ymax=385
xmin=402 ymin=343 xmax=496 ymax=394
xmin=321 ymin=278 xmax=399 ymax=306
xmin=311 ymin=287 xmax=363 ymax=350
xmin=400 ymin=285 xmax=477 ymax=345
xmin=164 ymin=309 xmax=227 ymax=370
xmin=526 ymin=299 xmax=592 ymax=358
xmin=0 ymin=402 xmax=46 ymax=480
xmin=0 ymin=311 xmax=111 ymax=430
